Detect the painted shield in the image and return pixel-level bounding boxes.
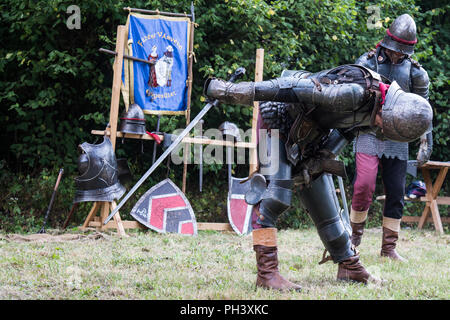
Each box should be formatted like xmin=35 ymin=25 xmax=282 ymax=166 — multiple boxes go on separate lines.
xmin=227 ymin=177 xmax=254 ymax=235
xmin=130 ymin=178 xmax=197 ymax=235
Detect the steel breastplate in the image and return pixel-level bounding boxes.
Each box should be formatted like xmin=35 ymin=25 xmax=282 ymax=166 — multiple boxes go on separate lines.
xmin=367 ymin=47 xmax=412 ymax=92
xmin=73 ymin=136 xmax=125 ymax=203
xmin=376 ymin=59 xmax=411 ymax=92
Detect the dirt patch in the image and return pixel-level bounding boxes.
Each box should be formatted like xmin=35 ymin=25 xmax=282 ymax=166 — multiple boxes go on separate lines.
xmin=0 ymin=232 xmax=107 ymax=243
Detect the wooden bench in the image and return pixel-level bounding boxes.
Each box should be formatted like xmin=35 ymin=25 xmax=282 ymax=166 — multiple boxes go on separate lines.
xmin=376 ymin=161 xmax=449 ymax=235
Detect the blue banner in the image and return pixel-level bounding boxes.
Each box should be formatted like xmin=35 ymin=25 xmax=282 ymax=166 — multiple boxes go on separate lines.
xmin=123 ymin=14 xmax=190 ymax=113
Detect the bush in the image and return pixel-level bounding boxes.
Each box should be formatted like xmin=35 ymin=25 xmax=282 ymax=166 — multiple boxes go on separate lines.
xmin=0 ymin=0 xmax=448 ymax=231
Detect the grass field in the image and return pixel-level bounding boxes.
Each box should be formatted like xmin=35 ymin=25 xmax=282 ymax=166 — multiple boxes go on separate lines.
xmin=0 ymin=227 xmax=448 ymax=300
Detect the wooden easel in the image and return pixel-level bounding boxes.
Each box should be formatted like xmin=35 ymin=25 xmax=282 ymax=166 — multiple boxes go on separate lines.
xmin=83 ymin=7 xmax=197 ymax=236
xmin=85 ymin=16 xmax=263 ymax=234
xmin=80 ymin=25 xmax=131 ymax=236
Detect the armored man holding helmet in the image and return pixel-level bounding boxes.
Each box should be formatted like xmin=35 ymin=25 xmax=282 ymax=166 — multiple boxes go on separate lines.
xmin=349 ymin=14 xmax=432 ymax=262
xmin=204 ymin=43 xmax=433 ymax=289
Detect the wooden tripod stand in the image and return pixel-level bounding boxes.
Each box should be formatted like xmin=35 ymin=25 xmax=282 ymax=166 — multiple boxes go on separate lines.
xmin=79 ymin=25 xmax=137 ymax=236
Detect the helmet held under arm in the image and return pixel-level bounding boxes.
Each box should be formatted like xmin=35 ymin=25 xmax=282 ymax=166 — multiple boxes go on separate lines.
xmin=381 ymin=81 xmax=433 ymax=142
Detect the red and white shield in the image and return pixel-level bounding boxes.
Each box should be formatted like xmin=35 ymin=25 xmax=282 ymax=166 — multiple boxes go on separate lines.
xmin=130 ymin=179 xmax=197 ymax=235
xmin=227 ymin=177 xmax=253 ymax=235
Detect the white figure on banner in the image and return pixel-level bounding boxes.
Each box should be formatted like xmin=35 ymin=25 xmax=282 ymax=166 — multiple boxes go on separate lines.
xmin=155 ymin=45 xmax=174 ymax=87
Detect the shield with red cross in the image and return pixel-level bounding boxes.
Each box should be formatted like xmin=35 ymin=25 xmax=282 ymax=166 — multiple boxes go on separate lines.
xmin=130 ymin=178 xmax=197 ymax=235
xmin=227 ymin=177 xmax=253 ymax=235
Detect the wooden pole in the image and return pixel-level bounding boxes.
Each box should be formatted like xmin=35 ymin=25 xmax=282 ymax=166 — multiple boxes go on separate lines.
xmin=82 ymin=202 xmax=100 ymax=229
xmin=82 ymin=25 xmax=128 ymax=236
xmin=111 ymin=201 xmax=127 ymax=237
xmin=105 ymin=25 xmax=128 ymax=235
xmin=108 ymin=25 xmax=127 ymax=150
xmin=123 ymin=7 xmax=193 ymax=18
xmin=62 ymin=203 xmax=79 ymax=230
xmin=249 ymin=48 xmax=264 ymax=175
xmin=182 ymin=7 xmax=195 ymax=193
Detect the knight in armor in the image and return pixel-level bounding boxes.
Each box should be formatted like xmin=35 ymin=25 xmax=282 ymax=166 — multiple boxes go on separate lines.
xmin=349 ymin=14 xmax=432 ymax=262
xmin=204 ymin=61 xmax=432 ymax=290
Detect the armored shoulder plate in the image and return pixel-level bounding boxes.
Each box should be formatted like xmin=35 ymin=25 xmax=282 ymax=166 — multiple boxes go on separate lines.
xmin=355 ymin=51 xmax=377 ymax=71
xmin=410 ymin=62 xmax=430 ymax=99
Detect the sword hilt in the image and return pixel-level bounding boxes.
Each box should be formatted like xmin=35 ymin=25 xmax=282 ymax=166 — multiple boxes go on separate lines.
xmin=229 ymin=67 xmax=246 ymax=82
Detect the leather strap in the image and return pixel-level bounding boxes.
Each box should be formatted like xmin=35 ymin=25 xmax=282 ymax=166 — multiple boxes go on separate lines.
xmin=318 ymin=249 xmax=333 ymax=265
xmin=311 ymin=78 xmax=322 ymax=92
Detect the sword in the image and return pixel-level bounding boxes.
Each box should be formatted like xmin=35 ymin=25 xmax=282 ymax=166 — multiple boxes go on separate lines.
xmin=225 ymin=137 xmax=232 ymax=190
xmin=195 ymin=119 xmax=205 ymax=192
xmin=104 ymin=67 xmax=246 ymax=225
xmin=151 ymin=115 xmax=161 ymax=164
xmin=337 ymin=175 xmax=351 ymax=232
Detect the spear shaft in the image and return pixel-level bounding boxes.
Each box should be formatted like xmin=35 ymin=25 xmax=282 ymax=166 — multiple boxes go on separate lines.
xmin=99 ymin=48 xmax=154 ymax=65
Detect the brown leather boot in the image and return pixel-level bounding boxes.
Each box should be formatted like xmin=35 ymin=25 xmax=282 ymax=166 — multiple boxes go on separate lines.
xmin=253 ymin=228 xmax=302 ymax=292
xmin=381 ymin=226 xmax=408 ymax=262
xmin=350 ymin=209 xmax=368 ymax=247
xmin=337 ymin=253 xmax=382 ymax=284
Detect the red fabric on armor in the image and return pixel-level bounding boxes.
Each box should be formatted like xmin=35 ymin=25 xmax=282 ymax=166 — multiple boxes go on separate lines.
xmin=379 ymin=82 xmax=391 ymax=105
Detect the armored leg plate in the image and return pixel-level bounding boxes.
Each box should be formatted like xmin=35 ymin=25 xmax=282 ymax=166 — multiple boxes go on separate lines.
xmin=298 ymin=174 xmax=354 ymax=262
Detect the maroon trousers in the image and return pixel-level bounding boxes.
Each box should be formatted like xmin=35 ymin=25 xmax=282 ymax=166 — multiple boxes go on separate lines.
xmin=351 ymin=152 xmax=407 ymax=220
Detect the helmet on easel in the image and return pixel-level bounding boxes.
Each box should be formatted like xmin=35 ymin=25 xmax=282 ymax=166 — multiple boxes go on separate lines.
xmin=119 ymin=103 xmax=146 ymax=135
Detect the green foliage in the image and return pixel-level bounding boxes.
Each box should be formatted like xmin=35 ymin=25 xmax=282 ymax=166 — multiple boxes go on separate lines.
xmin=0 ymin=161 xmax=76 ymax=233
xmin=0 ymin=0 xmax=448 ymax=231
